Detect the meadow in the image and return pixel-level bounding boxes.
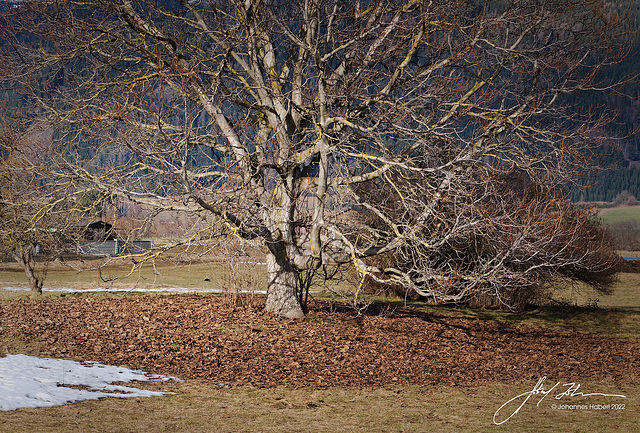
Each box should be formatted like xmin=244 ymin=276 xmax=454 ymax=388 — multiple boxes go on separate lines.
xmin=0 ymin=258 xmax=638 ymax=433
xmin=598 ymin=205 xmax=640 ymax=225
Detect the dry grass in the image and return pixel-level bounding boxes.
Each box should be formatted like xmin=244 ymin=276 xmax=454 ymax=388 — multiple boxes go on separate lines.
xmin=1 ymin=379 xmax=637 ymax=433
xmin=350 ymin=273 xmax=640 ymax=339
xmin=0 ymin=252 xmax=351 ymax=295
xmin=510 ymin=273 xmax=640 ymax=338
xmin=550 ymin=273 xmax=640 ymax=310
xmin=0 ymin=257 xmax=268 ymax=292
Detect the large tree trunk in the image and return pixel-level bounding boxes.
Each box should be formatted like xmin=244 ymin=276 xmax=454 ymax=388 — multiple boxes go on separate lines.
xmin=24 ymin=264 xmax=42 ymax=296
xmin=264 ymin=253 xmax=304 ymax=318
xmin=13 ymin=244 xmax=43 ymax=295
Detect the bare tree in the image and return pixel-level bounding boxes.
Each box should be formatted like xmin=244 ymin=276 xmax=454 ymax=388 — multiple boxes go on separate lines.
xmin=1 ymin=0 xmax=629 ymax=315
xmin=0 ymin=120 xmax=81 ymax=294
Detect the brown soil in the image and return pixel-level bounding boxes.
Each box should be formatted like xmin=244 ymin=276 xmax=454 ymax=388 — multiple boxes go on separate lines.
xmin=1 ymin=294 xmax=638 ymax=388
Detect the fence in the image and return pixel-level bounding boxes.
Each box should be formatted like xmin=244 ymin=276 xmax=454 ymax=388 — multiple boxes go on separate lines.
xmin=77 ymin=240 xmax=153 ymax=257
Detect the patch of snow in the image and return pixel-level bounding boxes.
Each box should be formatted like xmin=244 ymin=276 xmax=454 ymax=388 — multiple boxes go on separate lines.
xmin=0 ymin=286 xmax=267 ymax=294
xmin=0 ymin=354 xmax=181 ymax=411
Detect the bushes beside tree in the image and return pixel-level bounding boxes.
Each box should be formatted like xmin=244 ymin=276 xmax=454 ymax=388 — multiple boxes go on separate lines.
xmin=357 ymin=170 xmax=620 ymax=310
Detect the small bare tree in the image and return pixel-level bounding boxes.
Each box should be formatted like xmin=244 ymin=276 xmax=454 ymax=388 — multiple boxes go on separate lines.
xmin=0 ymin=120 xmax=81 ymax=294
xmin=1 ymin=0 xmax=630 ymax=314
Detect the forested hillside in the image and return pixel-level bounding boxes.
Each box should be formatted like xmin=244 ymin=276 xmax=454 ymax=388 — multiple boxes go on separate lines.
xmin=569 ymin=0 xmax=640 ymax=202
xmin=1 ymin=0 xmax=638 ymax=203
xmin=571 ymin=166 xmax=640 ymax=202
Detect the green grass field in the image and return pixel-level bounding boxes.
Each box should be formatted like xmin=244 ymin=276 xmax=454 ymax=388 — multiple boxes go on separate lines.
xmin=598 ymin=206 xmax=640 ymax=225
xmin=1 ymin=260 xmax=639 ymax=432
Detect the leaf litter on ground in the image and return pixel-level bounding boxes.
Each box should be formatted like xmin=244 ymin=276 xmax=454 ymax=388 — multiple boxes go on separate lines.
xmin=0 ymin=294 xmax=638 ymax=389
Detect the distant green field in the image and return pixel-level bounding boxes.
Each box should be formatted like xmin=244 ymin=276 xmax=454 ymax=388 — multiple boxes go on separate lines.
xmin=598 ymin=206 xmax=640 ymax=225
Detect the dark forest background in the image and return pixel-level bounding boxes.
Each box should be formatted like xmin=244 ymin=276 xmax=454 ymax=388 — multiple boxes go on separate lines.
xmin=2 ymin=0 xmax=639 ymax=204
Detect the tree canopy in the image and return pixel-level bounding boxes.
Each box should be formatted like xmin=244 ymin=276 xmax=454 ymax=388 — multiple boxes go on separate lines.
xmin=1 ymin=0 xmax=627 ymax=314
